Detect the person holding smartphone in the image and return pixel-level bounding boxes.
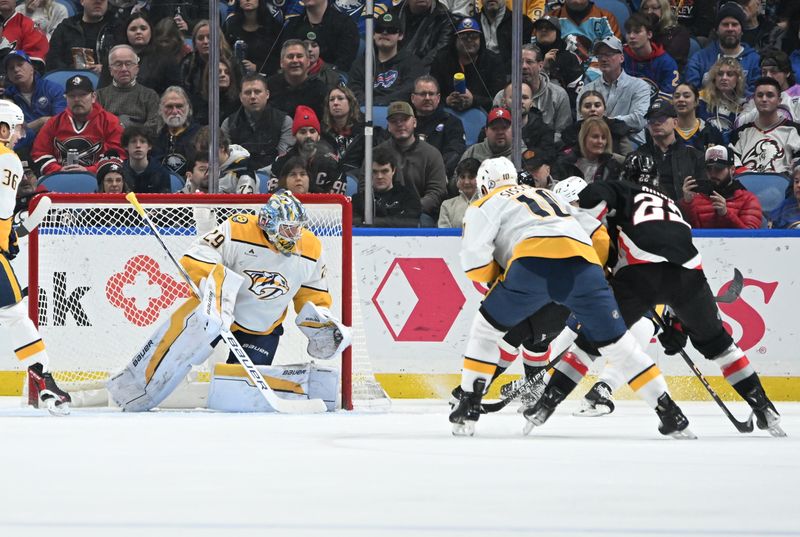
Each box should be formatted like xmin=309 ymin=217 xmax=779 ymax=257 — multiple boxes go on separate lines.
xmin=679 ymin=145 xmax=763 ymax=229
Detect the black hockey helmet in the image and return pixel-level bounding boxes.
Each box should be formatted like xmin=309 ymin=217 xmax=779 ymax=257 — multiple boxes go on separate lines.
xmin=622 ymin=152 xmax=658 ymax=188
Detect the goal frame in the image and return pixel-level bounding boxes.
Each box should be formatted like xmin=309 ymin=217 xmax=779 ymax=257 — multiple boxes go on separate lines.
xmin=27 ymin=192 xmax=355 ymax=410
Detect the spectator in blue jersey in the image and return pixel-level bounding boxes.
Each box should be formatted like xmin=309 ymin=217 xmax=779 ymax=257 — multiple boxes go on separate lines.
xmin=580 ymin=36 xmax=650 ymax=146
xmin=698 ymin=57 xmax=746 ymax=144
xmin=672 ymin=82 xmax=724 ymax=151
xmin=3 ymin=50 xmax=65 ymax=158
xmin=768 ymin=164 xmax=800 ymax=229
xmin=622 ymin=13 xmax=679 ymax=98
xmin=546 ymin=0 xmax=620 ymax=45
xmin=685 ymin=2 xmax=761 ymax=94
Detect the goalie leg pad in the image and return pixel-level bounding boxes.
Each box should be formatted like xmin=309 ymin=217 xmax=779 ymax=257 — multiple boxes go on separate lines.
xmin=208 ymin=362 xmax=338 ymax=412
xmin=107 ymin=265 xmax=244 ymax=411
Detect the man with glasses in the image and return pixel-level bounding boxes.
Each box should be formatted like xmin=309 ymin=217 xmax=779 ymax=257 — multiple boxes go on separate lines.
xmin=411 ymin=75 xmax=465 ymax=180
xmin=97 ymin=45 xmax=160 ymax=135
xmin=625 ymin=99 xmax=705 ymax=201
xmin=579 ymin=36 xmax=650 ymax=145
xmin=348 ymin=13 xmax=425 ymax=106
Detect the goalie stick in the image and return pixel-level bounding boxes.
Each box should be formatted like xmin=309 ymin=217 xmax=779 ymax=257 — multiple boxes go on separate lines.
xmin=125 ymin=192 xmax=328 ymax=414
xmin=14 ymin=195 xmax=51 ymax=238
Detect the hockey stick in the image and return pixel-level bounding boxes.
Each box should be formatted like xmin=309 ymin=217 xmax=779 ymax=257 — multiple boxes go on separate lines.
xmin=715 ymin=268 xmax=744 ymax=303
xmin=650 ymin=309 xmax=754 ymax=433
xmin=125 ymin=193 xmax=328 ymax=414
xmin=14 ymin=195 xmax=51 ymax=238
xmin=481 ymin=353 xmax=565 ymax=413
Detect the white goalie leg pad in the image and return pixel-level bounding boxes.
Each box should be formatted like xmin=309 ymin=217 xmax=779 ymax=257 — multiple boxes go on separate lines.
xmin=295 ymin=301 xmax=352 ymax=359
xmin=107 ymin=265 xmax=243 ymax=411
xmin=208 ymin=362 xmax=338 ymax=412
xmin=461 ymin=312 xmax=504 ymax=392
xmin=0 ymin=300 xmax=50 ymax=370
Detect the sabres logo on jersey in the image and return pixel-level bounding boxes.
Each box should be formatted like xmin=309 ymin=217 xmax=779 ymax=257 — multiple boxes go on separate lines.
xmin=245 ymin=270 xmax=289 ymax=300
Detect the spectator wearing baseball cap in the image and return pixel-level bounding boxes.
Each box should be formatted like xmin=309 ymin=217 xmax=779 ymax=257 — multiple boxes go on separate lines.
xmin=374 ymin=99 xmax=447 ymax=226
xmin=679 ymin=144 xmax=762 ymax=229
xmin=31 ymin=74 xmax=126 ymax=176
xmin=685 ymin=2 xmax=761 ymax=94
xmin=531 ymin=15 xmax=584 ymax=111
xmin=545 ymin=0 xmax=621 ymax=46
xmin=430 ymin=16 xmax=505 ymax=112
xmin=625 ymin=99 xmax=707 ymax=201
xmin=580 ymin=35 xmax=651 ymax=146
xmin=279 ymin=0 xmax=359 ymax=73
xmin=459 ymin=107 xmax=528 ymax=165
xmin=348 ymin=13 xmax=426 ymax=106
xmin=3 ymin=50 xmax=66 ymax=156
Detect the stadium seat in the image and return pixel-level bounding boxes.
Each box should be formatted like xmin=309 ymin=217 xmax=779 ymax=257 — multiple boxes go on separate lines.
xmin=257 ymin=171 xmax=271 ymax=193
xmin=345 ymin=174 xmax=358 ymax=197
xmin=594 ymin=0 xmax=630 ymax=36
xmin=361 ymin=106 xmax=389 ymax=129
xmin=55 ymin=0 xmax=76 ymax=17
xmin=42 ymin=69 xmax=100 ymax=92
xmin=444 ymin=107 xmax=487 ymax=146
xmin=169 ymin=173 xmax=185 ymax=193
xmin=736 ymin=172 xmax=790 ymax=214
xmin=38 ymin=172 xmax=97 ymax=193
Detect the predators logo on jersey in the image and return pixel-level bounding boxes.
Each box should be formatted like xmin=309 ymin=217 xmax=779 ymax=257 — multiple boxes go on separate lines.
xmin=245 ymin=270 xmax=289 ymax=300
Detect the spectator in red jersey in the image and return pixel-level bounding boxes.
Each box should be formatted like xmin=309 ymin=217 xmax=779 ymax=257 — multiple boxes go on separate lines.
xmin=31 ymin=74 xmax=125 ymax=176
xmin=0 ymin=0 xmax=49 ymax=71
xmin=680 ymin=145 xmax=763 ymax=229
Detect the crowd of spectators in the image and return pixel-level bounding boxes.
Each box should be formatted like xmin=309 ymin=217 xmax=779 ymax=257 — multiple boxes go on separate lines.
xmin=7 ymin=0 xmax=800 ymax=230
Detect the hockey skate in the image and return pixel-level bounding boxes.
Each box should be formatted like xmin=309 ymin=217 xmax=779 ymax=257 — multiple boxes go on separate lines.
xmin=655 ymin=393 xmax=696 ymax=439
xmin=522 ymin=386 xmax=566 ymax=435
xmin=27 ymin=363 xmax=71 ymax=416
xmin=573 ymin=381 xmax=615 ymax=417
xmin=448 ymin=385 xmax=464 ymax=410
xmin=449 ymin=379 xmax=486 ymax=436
xmin=743 ymin=386 xmax=786 ymax=438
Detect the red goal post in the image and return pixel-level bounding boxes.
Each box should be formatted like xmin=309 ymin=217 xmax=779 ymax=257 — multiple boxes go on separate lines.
xmin=26 ymin=193 xmax=372 ymax=410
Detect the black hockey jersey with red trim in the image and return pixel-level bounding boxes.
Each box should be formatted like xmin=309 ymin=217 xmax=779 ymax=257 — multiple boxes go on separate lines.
xmin=578 ymin=181 xmax=701 ymax=272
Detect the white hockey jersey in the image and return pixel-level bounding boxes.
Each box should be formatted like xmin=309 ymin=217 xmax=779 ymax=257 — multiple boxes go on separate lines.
xmin=460 ymin=184 xmax=608 ymax=284
xmin=0 ymin=144 xmax=24 ymax=253
xmin=731 ymin=119 xmax=800 ymax=175
xmin=180 ymin=214 xmax=332 ymax=335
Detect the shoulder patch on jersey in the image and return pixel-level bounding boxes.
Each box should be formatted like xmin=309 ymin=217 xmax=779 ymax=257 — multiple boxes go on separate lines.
xmin=229 ymin=214 xmax=269 ymax=247
xmin=244 ymin=269 xmax=290 ymax=300
xmin=231 ymin=214 xmax=249 ymax=224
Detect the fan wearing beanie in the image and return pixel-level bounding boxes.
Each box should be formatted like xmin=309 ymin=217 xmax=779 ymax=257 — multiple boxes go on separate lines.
xmin=685 ymin=2 xmax=761 ymax=93
xmin=96 ymin=155 xmax=128 ymax=193
xmin=270 ymin=105 xmax=343 ymax=195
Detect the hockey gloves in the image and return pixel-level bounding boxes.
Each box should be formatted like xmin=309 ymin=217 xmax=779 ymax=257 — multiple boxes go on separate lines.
xmin=658 ymin=311 xmax=687 ymax=356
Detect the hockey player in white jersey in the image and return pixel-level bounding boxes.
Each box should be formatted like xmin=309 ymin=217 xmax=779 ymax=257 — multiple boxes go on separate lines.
xmin=0 ymin=100 xmax=71 ymax=415
xmin=107 ymin=190 xmax=350 ymax=411
xmin=449 ymin=157 xmax=692 ymax=438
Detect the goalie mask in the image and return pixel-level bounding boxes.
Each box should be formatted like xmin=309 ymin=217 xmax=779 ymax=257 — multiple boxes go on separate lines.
xmin=258 ymin=190 xmax=308 ymax=255
xmin=622 ymin=153 xmax=659 ymax=188
xmin=0 ymin=100 xmax=24 ymax=145
xmin=476 ymin=156 xmax=518 ymax=196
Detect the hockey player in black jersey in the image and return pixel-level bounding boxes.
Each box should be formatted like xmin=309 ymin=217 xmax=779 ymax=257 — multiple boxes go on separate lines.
xmin=523 ymin=155 xmax=785 ymax=437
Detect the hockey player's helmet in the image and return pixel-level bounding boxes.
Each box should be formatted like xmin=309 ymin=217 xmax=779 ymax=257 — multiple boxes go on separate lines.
xmin=621 ymin=152 xmax=658 ymax=188
xmin=258 ymin=189 xmax=308 ymax=255
xmin=0 ymin=100 xmax=24 ymax=142
xmin=552 ymin=176 xmax=588 ymax=203
xmin=476 ymin=156 xmax=518 ymax=196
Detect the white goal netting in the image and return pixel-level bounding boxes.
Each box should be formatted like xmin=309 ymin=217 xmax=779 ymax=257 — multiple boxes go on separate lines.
xmin=27 ymin=193 xmax=388 ymax=410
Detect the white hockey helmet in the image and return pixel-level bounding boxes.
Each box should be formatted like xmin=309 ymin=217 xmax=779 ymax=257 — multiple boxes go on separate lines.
xmin=552 ymin=176 xmax=588 ymax=203
xmin=0 ymin=100 xmax=24 ymax=142
xmin=476 ymin=156 xmax=518 ymax=196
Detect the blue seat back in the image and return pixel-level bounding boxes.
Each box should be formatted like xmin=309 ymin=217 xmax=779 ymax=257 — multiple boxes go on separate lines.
xmin=736 ymin=172 xmax=790 ymax=213
xmin=169 ymin=173 xmax=185 ymax=193
xmin=593 ymin=0 xmax=631 ymax=36
xmin=345 ymin=174 xmax=358 ymax=196
xmin=38 ymin=172 xmax=97 ymax=193
xmin=361 ymin=106 xmax=389 ymax=129
xmin=257 ymin=171 xmax=271 ymax=194
xmin=55 ymin=0 xmax=76 ymax=17
xmin=444 ymin=107 xmax=487 ymax=146
xmin=42 ymin=70 xmax=100 ymax=93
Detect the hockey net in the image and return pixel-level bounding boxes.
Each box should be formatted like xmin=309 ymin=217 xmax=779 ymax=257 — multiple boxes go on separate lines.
xmin=27 ymin=193 xmax=389 ymax=410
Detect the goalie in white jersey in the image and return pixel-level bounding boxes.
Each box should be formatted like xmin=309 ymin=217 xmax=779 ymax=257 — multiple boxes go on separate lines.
xmin=107 ymin=190 xmax=350 ymax=411
xmin=0 ymin=101 xmax=71 ymax=415
xmin=450 ymin=157 xmax=692 ymax=438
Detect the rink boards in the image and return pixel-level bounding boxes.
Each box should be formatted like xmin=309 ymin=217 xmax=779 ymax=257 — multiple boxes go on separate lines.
xmin=3 ymin=229 xmax=800 ymax=399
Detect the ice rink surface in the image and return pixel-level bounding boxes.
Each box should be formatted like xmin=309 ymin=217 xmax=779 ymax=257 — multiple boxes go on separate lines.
xmin=1 ymin=398 xmax=798 ymax=537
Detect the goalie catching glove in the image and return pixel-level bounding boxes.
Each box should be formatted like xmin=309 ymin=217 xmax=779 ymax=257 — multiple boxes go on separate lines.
xmin=295 ymin=301 xmax=351 ymax=359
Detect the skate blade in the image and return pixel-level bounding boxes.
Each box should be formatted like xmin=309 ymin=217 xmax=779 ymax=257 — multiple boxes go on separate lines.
xmin=573 ymin=405 xmax=613 ymax=418
xmin=766 ymin=425 xmax=787 ymax=438
xmin=452 ymin=421 xmax=475 ymax=437
xmin=667 ymin=428 xmax=697 ymax=440
xmin=44 ymin=398 xmax=70 ymax=417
